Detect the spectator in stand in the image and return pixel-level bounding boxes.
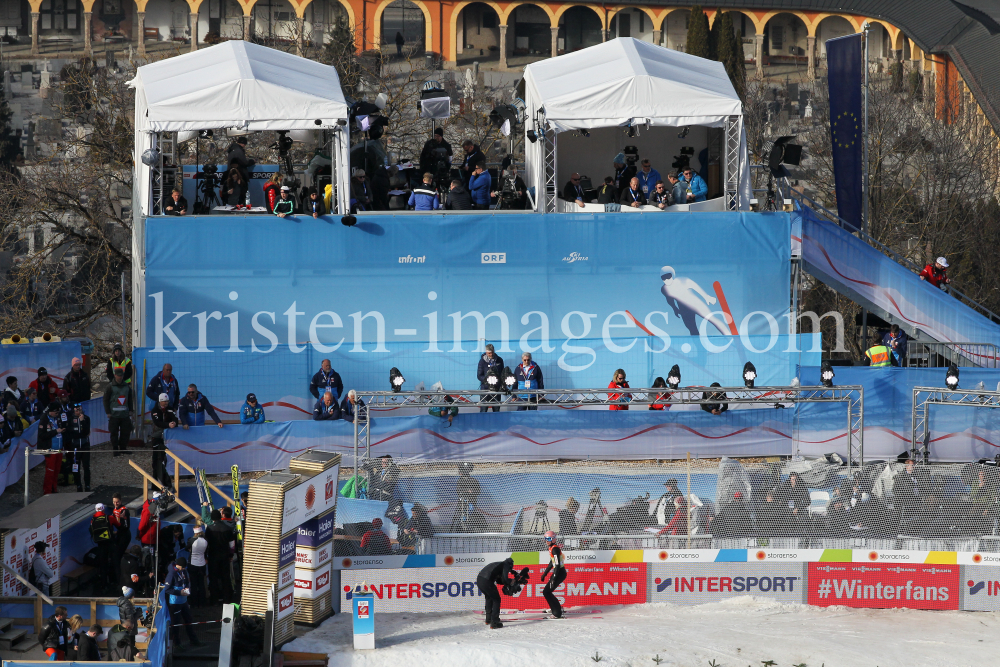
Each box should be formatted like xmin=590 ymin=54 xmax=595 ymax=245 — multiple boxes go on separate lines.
xmin=613 ymin=153 xmax=634 ymax=192
xmin=146 ymin=363 xmax=180 ymax=411
xmin=1 ymin=403 xmax=25 ymax=449
xmin=468 ymin=162 xmax=492 ymax=209
xmin=713 ymin=492 xmax=754 ymax=538
xmin=30 ymin=366 xmax=60 ymax=408
xmin=636 ymin=159 xmax=661 ymax=199
xmin=313 ymin=390 xmax=341 ymax=421
xmin=919 ymin=256 xmax=951 ymax=289
xmin=186 ymin=526 xmax=209 ymax=607
xmin=408 ymin=173 xmax=440 ymax=211
xmin=150 ymin=394 xmax=178 ymax=487
xmin=648 ymin=377 xmax=670 ymax=410
xmin=2 ymin=376 xmax=21 ymax=412
xmin=178 ymin=384 xmax=224 ymax=428
xmin=410 ymin=502 xmax=434 ymax=539
xmin=360 ymin=517 xmax=392 ymax=555
xmin=120 ymin=544 xmax=151 ymax=595
xmin=350 ymin=169 xmax=372 ymax=213
xmin=310 ymin=359 xmax=344 ymax=401
xmin=513 ymin=352 xmax=543 ymax=411
xmin=608 ymin=369 xmax=631 ymax=411
xmin=562 ymin=173 xmax=586 ymax=208
xmin=445 ymin=179 xmax=473 ymax=210
xmin=701 ymin=383 xmax=729 ymax=415
xmin=56 ymin=389 xmax=74 ymax=418
xmin=137 ymin=494 xmax=162 ymax=583
xmin=205 ymin=509 xmax=235 ymax=604
xmin=652 ymin=479 xmax=683 ymax=525
xmin=104 ymin=366 xmax=134 ymax=456
xmin=105 ymin=343 xmax=133 ymax=384
xmin=558 ymin=497 xmax=579 ymax=535
xmin=38 ymin=403 xmax=64 ymax=494
xmin=273 ymin=186 xmax=294 ymax=217
xmin=77 ymin=624 xmax=102 ymax=661
xmin=158 ymin=525 xmax=184 ymax=581
xmin=477 ymin=344 xmax=504 ymax=413
xmin=769 ymin=472 xmax=811 ymax=533
xmin=596 ymin=176 xmax=618 ymax=204
xmin=680 ymin=166 xmax=707 ymax=203
xmin=165 ymin=557 xmax=202 ymax=647
xmin=368 ymin=455 xmax=400 ymax=502
xmin=619 ymin=176 xmax=646 ymax=208
xmin=67 ymin=403 xmax=91 ymax=492
xmin=240 ymin=393 xmax=265 ymax=424
xmin=263 ymin=172 xmax=282 ymax=213
xmin=341 ymin=389 xmax=366 ymax=423
xmin=461 ymin=140 xmax=485 ymax=186
xmin=117 ymin=586 xmax=141 ymax=632
xmin=648 ymin=181 xmax=671 ymax=209
xmin=91 ymin=503 xmax=117 ymax=593
xmin=667 ymin=173 xmax=686 ymax=206
xmin=31 ymin=541 xmax=55 ymax=596
xmin=20 ymin=387 xmax=41 ymax=423
xmin=62 ymin=357 xmax=91 ymax=403
xmin=882 ymin=324 xmax=909 ymax=366
xmin=38 ymin=605 xmax=69 ymax=660
xmin=163 ymin=189 xmax=188 ymax=216
xmin=656 ymin=496 xmax=688 ymax=536
xmin=893 ymin=454 xmax=928 ymax=522
xmin=65 ymin=614 xmax=84 ymax=660
xmin=306 ymin=188 xmax=326 ymax=217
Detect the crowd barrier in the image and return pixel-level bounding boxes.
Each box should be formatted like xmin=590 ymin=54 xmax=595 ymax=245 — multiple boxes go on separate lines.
xmin=0 ymin=596 xmax=152 ymax=649
xmin=333 ymin=550 xmax=1000 ymax=614
xmin=0 ymin=341 xmax=82 ymax=386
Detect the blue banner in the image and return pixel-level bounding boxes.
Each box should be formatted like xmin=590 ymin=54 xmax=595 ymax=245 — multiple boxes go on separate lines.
xmin=0 ymin=340 xmax=82 ymax=386
xmin=826 ymin=34 xmax=864 ymax=232
xmin=143 ymin=211 xmax=791 ymax=387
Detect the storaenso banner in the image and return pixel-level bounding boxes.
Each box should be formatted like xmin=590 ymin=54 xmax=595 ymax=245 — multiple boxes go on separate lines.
xmin=142 ymin=213 xmax=792 ymax=372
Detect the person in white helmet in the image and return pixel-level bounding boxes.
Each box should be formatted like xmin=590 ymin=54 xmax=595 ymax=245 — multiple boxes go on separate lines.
xmin=540 ymin=530 xmax=567 ymax=618
xmin=919 ymin=256 xmax=951 ymax=290
xmin=659 ymin=266 xmax=729 ymax=337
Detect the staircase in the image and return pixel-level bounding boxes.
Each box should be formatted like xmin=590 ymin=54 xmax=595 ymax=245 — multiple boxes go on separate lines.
xmin=0 ymin=618 xmax=37 ymax=652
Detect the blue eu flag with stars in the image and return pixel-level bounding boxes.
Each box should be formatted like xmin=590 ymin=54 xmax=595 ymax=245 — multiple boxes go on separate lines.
xmin=826 ymin=34 xmax=863 ymax=232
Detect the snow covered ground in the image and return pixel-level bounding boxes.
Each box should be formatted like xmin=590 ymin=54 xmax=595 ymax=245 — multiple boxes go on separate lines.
xmin=285 ymin=597 xmax=1000 ymax=666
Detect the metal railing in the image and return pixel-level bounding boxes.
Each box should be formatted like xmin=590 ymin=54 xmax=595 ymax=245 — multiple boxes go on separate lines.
xmin=906 ymin=341 xmax=1000 ymax=369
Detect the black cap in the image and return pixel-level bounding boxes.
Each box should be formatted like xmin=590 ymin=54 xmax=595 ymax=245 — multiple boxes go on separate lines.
xmin=37 ymin=367 xmax=47 ymax=375
xmin=434 ymin=127 xmax=444 ymax=136
xmin=247 ymin=393 xmax=257 ymax=402
xmin=47 ymin=403 xmax=60 ymax=412
xmin=34 ymin=541 xmax=47 ymax=552
xmin=175 ymin=556 xmax=187 ymax=567
xmin=113 ymin=343 xmax=123 ymax=350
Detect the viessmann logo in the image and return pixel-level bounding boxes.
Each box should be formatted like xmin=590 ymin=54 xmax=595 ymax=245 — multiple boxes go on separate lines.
xmin=562 ymin=252 xmax=589 ymax=263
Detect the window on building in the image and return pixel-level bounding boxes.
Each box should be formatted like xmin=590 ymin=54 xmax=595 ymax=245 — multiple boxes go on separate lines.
xmin=771 ymin=25 xmax=784 ymax=51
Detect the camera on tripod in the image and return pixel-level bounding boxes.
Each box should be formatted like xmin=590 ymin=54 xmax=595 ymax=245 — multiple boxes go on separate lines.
xmin=270 ymin=131 xmax=294 ymax=158
xmin=623 ymin=145 xmax=639 ymax=166
xmin=150 ymin=491 xmax=174 ymax=517
xmin=671 ymin=147 xmax=695 ymax=171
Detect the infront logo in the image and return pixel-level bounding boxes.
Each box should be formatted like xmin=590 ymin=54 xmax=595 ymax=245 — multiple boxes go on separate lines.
xmin=399 ymin=255 xmax=426 ymax=264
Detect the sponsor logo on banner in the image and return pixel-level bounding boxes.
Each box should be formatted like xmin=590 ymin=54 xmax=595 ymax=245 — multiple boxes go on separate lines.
xmin=357 ymin=600 xmax=370 ymax=619
xmin=279 ymin=563 xmax=295 ymax=589
xmin=294 ymin=564 xmax=332 ymax=600
xmin=340 ymin=564 xmax=646 ymax=613
xmin=807 ymin=563 xmax=958 ymax=610
xmin=481 ymin=253 xmax=506 ymax=264
xmin=2 ymin=517 xmax=60 ymax=596
xmin=562 ymin=252 xmax=589 ymax=263
xmin=297 ymin=513 xmax=335 ymax=548
xmin=337 ymin=555 xmax=411 ymax=570
xmin=398 ymin=255 xmax=426 ymax=264
xmin=646 ymin=549 xmax=721 ymax=563
xmin=648 ymin=564 xmax=804 ymax=604
xmin=295 ymin=543 xmax=332 ymax=569
xmin=278 ymin=532 xmax=298 ymax=569
xmin=277 ymin=588 xmax=295 ymax=621
xmin=280 ymin=465 xmax=339 ymax=534
xmin=960 ymin=565 xmax=1000 ymax=611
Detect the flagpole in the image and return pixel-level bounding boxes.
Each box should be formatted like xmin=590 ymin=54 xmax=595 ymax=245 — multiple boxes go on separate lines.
xmin=862 ymin=22 xmax=870 ymax=238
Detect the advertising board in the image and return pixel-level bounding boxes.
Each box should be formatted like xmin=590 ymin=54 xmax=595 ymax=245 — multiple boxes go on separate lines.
xmin=807 ymin=562 xmax=959 ymax=610
xmin=647 ymin=563 xmax=806 ymax=604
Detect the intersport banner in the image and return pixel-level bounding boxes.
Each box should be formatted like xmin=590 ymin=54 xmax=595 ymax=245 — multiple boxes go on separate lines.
xmin=142 ymin=212 xmax=791 ymax=389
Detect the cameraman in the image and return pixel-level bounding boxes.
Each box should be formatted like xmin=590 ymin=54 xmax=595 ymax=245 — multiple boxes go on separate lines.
xmin=492 ymin=164 xmax=527 ymax=209
xmin=419 ymin=128 xmax=453 ymax=175
xmin=476 ymin=558 xmax=528 ymax=629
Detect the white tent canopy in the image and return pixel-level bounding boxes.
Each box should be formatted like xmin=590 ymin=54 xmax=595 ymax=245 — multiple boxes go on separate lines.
xmin=523 ymin=37 xmax=742 ymax=132
xmin=130 ymin=40 xmax=349 ymax=132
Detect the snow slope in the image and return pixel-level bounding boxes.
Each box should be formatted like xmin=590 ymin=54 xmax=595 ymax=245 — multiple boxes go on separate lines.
xmin=285 ymin=597 xmax=1000 ymax=667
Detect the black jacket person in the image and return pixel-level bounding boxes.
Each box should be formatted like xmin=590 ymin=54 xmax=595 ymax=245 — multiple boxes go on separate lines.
xmin=476 ymin=558 xmax=520 ymax=628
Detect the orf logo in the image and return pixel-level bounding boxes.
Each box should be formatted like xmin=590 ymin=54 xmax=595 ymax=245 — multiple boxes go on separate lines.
xmin=968 ymin=580 xmax=986 ymax=596
xmin=304 ymin=484 xmax=317 ymax=510
xmin=654 ymin=577 xmax=672 ymax=593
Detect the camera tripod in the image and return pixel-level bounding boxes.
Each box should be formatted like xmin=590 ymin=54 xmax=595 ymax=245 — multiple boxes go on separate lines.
xmin=581 ymin=489 xmax=609 ymax=533
xmin=529 ymin=500 xmax=550 ymax=533
xmin=449 ymin=494 xmax=478 ymax=532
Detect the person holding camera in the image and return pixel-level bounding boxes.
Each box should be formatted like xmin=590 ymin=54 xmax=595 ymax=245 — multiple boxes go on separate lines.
xmin=493 ymin=164 xmax=527 ymax=209
xmin=445 ymin=179 xmax=473 ymax=210
xmin=420 ymin=128 xmax=453 ymax=175
xmin=408 ymin=173 xmax=440 ymax=211
xmin=476 ymin=557 xmax=528 ymax=629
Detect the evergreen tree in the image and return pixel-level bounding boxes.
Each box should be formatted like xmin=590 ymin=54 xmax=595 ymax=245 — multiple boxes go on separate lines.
xmin=716 ymin=12 xmax=746 ymax=101
xmin=708 ymin=12 xmax=721 ymax=61
xmin=685 ymin=6 xmax=711 ymax=60
xmin=0 ymin=79 xmax=21 ymax=177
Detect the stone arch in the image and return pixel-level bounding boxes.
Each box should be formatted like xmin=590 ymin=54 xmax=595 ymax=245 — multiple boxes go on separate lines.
xmin=761 ymin=11 xmax=809 ymax=60
xmin=454 ymin=1 xmax=503 ymax=62
xmin=374 ymin=0 xmax=431 ymax=51
xmin=500 ymin=1 xmax=555 ymax=27
xmin=557 ymin=4 xmax=603 ymax=52
xmin=660 ymin=7 xmax=690 ymax=50
xmin=815 ymin=14 xmax=854 ymax=57
xmin=864 ymin=19 xmax=898 ymax=60
xmin=607 ymin=5 xmax=657 ymax=41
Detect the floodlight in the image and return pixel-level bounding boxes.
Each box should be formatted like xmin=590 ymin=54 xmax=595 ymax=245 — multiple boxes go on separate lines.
xmin=743 ymin=362 xmax=757 ymax=389
xmin=821 ymin=361 xmax=835 ymax=388
xmin=767 ymin=135 xmax=804 ymax=177
xmin=667 ymin=364 xmax=681 ymax=390
xmin=341 ymin=215 xmax=357 ymax=227
xmin=486 ymin=368 xmax=500 ymax=388
xmin=946 ymin=365 xmax=959 ymax=389
xmin=526 ymin=129 xmax=539 ymax=143
xmin=140 ymin=148 xmax=161 ymax=167
xmin=502 ymin=366 xmax=517 ymax=394
xmin=389 ymin=367 xmax=405 ymax=392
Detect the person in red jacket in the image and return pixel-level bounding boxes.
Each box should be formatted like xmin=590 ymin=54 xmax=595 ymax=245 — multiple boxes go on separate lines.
xmin=263 ymin=172 xmax=282 ymax=212
xmin=360 ymin=518 xmax=392 ymax=555
xmin=138 ymin=494 xmax=161 ymax=549
xmin=657 ymin=496 xmax=688 ymax=536
xmin=648 ymin=376 xmax=670 ymax=411
xmin=608 ymin=369 xmax=631 ymax=411
xmin=919 ymin=256 xmax=951 ymax=289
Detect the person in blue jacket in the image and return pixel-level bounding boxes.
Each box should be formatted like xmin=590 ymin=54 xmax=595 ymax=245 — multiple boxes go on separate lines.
xmin=309 ymin=359 xmax=344 ymax=401
xmin=679 ymin=166 xmax=707 ymax=203
xmin=240 ymin=393 xmax=265 ymax=424
xmin=145 ymin=363 xmax=180 ymax=412
xmin=341 ymin=389 xmax=366 ymax=423
xmin=164 ymin=557 xmax=201 ymax=646
xmin=408 ymin=173 xmax=440 ymax=211
xmin=313 ymin=391 xmax=341 ymax=421
xmin=468 ymin=162 xmax=492 ymax=209
xmin=178 ymin=385 xmax=224 ymax=429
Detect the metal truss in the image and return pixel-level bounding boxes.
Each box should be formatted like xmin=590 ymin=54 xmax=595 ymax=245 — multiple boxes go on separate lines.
xmin=542 ymin=123 xmax=558 ymax=213
xmin=912 ymin=386 xmax=1000 ymax=462
xmin=724 ymin=115 xmax=741 ymax=211
xmin=352 ymin=385 xmax=864 ymax=470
